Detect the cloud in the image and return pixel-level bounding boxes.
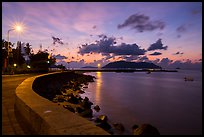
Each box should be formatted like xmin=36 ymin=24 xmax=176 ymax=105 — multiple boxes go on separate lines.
xmin=138 ymin=56 xmax=149 ymax=62
xmin=118 ymin=13 xmax=165 ymax=32
xmin=92 ymin=25 xmax=96 ymax=29
xmin=191 ymin=8 xmax=202 ymax=15
xmin=151 ymin=58 xmax=160 ymax=64
xmin=120 ymin=55 xmax=139 ymax=62
xmin=164 ymin=60 xmax=202 ymax=70
xmin=157 ymin=58 xmax=173 ymax=68
xmin=149 ymin=52 xmax=162 ymax=56
xmin=52 ymin=36 xmax=64 ymax=45
xmin=173 ymin=51 xmax=184 ymax=55
xmin=78 ymin=34 xmax=146 ymax=56
xmin=176 ymin=24 xmax=188 ymax=38
xmin=53 ymin=54 xmax=67 ymax=60
xmin=176 ymin=25 xmax=187 ymax=33
xmin=147 ymin=39 xmax=167 ymax=51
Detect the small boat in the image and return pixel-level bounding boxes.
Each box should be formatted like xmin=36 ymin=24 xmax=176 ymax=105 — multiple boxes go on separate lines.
xmin=184 ymin=77 xmax=194 ymax=81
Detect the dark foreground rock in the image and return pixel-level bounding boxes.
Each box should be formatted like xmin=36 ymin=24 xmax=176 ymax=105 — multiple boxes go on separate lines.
xmin=132 ymin=124 xmax=160 ymax=135
xmin=113 ymin=123 xmax=125 ymax=132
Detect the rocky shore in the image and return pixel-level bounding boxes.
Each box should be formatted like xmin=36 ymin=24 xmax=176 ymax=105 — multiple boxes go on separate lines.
xmin=36 ymin=71 xmax=160 ymax=135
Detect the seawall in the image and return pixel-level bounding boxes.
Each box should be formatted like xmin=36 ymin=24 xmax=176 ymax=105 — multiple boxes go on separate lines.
xmin=14 ymin=71 xmax=110 ymax=135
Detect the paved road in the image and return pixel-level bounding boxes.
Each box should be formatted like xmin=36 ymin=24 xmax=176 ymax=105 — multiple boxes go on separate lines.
xmin=2 ymin=74 xmax=38 ymax=135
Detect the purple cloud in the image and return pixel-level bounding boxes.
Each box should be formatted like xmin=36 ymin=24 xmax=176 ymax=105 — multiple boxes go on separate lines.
xmin=53 ymin=54 xmax=67 ymax=60
xmin=78 ymin=35 xmax=146 ymax=56
xmin=176 ymin=25 xmax=186 ymax=33
xmin=149 ymin=52 xmax=162 ymax=56
xmin=118 ymin=13 xmax=165 ymax=32
xmin=173 ymin=51 xmax=184 ymax=55
xmin=147 ymin=39 xmax=167 ymax=51
xmin=52 ymin=36 xmax=64 ymax=45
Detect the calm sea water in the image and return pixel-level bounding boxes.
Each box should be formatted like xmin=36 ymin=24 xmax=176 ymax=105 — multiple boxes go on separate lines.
xmin=82 ymin=70 xmax=202 ymax=135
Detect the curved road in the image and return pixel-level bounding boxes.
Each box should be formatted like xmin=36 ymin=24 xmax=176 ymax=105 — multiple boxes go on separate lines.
xmin=2 ymin=74 xmax=39 ymax=135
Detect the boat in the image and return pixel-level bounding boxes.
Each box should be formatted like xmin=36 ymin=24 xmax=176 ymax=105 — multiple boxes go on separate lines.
xmin=184 ymin=77 xmax=194 ymax=81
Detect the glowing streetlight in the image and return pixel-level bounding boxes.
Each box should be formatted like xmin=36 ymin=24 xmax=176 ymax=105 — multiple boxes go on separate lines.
xmin=97 ymin=63 xmax=101 ymax=68
xmin=15 ymin=25 xmax=22 ymax=32
xmin=13 ymin=63 xmax=17 ymax=67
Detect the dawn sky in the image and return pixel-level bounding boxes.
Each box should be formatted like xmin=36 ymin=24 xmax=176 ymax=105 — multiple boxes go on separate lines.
xmin=2 ymin=2 xmax=202 ymax=69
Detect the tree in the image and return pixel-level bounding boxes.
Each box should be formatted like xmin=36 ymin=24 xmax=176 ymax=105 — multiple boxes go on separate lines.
xmin=30 ymin=51 xmax=56 ymax=72
xmin=12 ymin=41 xmax=25 ymax=66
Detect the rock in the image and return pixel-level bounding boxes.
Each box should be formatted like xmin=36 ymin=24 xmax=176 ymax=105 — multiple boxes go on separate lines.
xmin=67 ymin=93 xmax=79 ymax=104
xmin=93 ymin=105 xmax=100 ymax=112
xmin=81 ymin=97 xmax=93 ymax=109
xmin=113 ymin=123 xmax=125 ymax=132
xmin=95 ymin=115 xmax=108 ymax=123
xmin=75 ymin=107 xmax=84 ymax=113
xmin=53 ymin=95 xmax=65 ymax=102
xmin=63 ymin=105 xmax=75 ymax=113
xmin=79 ymin=108 xmax=93 ymax=118
xmin=77 ymin=90 xmax=85 ymax=94
xmin=96 ymin=122 xmax=112 ymax=131
xmin=133 ymin=124 xmax=160 ymax=135
xmin=132 ymin=124 xmax=139 ymax=130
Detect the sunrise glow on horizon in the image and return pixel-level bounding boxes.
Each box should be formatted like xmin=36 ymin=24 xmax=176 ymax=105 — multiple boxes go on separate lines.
xmin=2 ymin=2 xmax=202 ymax=69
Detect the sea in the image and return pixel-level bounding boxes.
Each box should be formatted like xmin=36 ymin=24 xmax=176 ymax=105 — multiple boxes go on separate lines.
xmin=81 ymin=69 xmax=202 ymax=135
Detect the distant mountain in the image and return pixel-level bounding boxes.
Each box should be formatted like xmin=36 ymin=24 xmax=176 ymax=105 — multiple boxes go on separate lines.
xmin=102 ymin=61 xmax=162 ymax=69
xmin=82 ymin=66 xmax=97 ymax=68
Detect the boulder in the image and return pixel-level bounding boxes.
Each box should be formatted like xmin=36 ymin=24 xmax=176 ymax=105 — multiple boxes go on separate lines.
xmin=93 ymin=105 xmax=100 ymax=112
xmin=75 ymin=107 xmax=84 ymax=113
xmin=63 ymin=105 xmax=75 ymax=113
xmin=133 ymin=124 xmax=160 ymax=135
xmin=81 ymin=97 xmax=93 ymax=109
xmin=67 ymin=93 xmax=79 ymax=104
xmin=79 ymin=108 xmax=93 ymax=118
xmin=113 ymin=123 xmax=125 ymax=132
xmin=96 ymin=122 xmax=112 ymax=131
xmin=95 ymin=115 xmax=108 ymax=123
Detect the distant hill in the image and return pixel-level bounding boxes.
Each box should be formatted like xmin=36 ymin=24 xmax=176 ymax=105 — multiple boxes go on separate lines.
xmin=102 ymin=61 xmax=162 ymax=69
xmin=82 ymin=66 xmax=97 ymax=68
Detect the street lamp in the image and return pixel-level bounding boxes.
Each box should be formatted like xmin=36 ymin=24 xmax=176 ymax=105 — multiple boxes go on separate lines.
xmin=6 ymin=24 xmax=23 ymax=70
xmin=97 ymin=63 xmax=101 ymax=69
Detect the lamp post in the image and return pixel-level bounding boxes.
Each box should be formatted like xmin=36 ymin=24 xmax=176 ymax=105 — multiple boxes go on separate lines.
xmin=7 ymin=28 xmax=15 ymax=68
xmin=6 ymin=24 xmax=23 ymax=73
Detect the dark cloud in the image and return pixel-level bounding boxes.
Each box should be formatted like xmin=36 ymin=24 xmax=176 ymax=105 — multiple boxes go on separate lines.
xmin=173 ymin=51 xmax=184 ymax=55
xmin=92 ymin=25 xmax=96 ymax=29
xmin=149 ymin=52 xmax=162 ymax=56
xmin=78 ymin=35 xmax=146 ymax=56
xmin=176 ymin=24 xmax=187 ymax=38
xmin=191 ymin=8 xmax=202 ymax=15
xmin=147 ymin=39 xmax=167 ymax=51
xmin=118 ymin=13 xmax=165 ymax=33
xmin=151 ymin=58 xmax=160 ymax=64
xmin=156 ymin=58 xmax=173 ymax=68
xmin=120 ymin=55 xmax=139 ymax=62
xmin=176 ymin=25 xmax=186 ymax=33
xmin=53 ymin=54 xmax=67 ymax=60
xmin=177 ymin=34 xmax=181 ymax=38
xmin=52 ymin=36 xmax=64 ymax=45
xmin=138 ymin=56 xmax=149 ymax=62
xmin=161 ymin=60 xmax=202 ymax=70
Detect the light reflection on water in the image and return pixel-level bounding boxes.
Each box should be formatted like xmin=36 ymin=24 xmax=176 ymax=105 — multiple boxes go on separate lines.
xmin=83 ymin=70 xmax=202 ymax=135
xmin=95 ymin=72 xmax=101 ymax=103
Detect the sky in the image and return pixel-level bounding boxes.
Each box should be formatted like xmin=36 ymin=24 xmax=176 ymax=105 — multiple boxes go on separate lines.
xmin=2 ymin=2 xmax=202 ymax=69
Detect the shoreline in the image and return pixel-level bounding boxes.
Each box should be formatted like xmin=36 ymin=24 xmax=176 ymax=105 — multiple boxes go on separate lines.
xmin=35 ymin=71 xmax=161 ymax=135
